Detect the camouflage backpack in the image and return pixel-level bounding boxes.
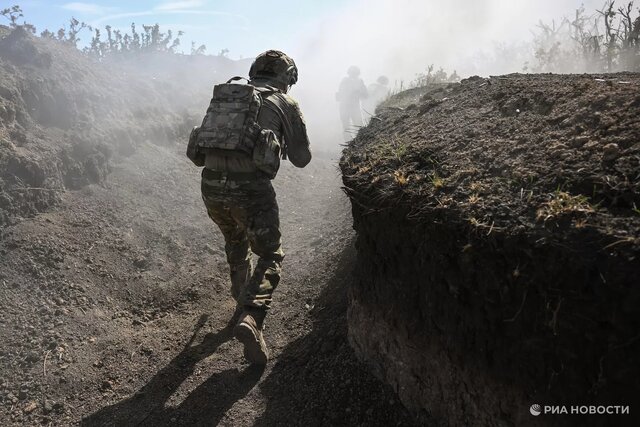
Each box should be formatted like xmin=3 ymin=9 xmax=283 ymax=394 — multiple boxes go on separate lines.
xmin=187 ymin=77 xmax=282 ymax=178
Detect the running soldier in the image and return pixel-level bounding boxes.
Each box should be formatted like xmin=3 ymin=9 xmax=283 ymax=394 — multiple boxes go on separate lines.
xmin=187 ymin=50 xmax=312 ymax=364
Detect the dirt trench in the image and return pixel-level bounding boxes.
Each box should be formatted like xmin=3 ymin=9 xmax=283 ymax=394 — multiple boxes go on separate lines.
xmin=341 ymin=74 xmax=640 ymax=427
xmin=0 ymin=141 xmax=416 ymax=426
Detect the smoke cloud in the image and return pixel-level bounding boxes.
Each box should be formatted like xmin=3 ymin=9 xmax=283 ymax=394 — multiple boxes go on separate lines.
xmin=284 ymin=0 xmax=606 ymax=149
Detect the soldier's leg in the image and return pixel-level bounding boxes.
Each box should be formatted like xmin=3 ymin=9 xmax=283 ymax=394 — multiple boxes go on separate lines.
xmin=339 ymin=104 xmax=350 ymax=131
xmin=339 ymin=104 xmax=352 ymax=141
xmin=244 ymin=194 xmax=284 ymax=315
xmin=231 ymin=185 xmax=282 ymax=365
xmin=202 ymin=199 xmax=252 ymax=303
xmin=350 ymin=104 xmax=363 ymax=127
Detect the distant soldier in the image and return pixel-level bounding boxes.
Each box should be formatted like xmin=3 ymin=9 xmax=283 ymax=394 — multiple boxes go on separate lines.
xmin=336 ymin=65 xmax=368 ymax=140
xmin=363 ymin=75 xmax=390 ymax=120
xmin=187 ymin=50 xmax=312 ymax=365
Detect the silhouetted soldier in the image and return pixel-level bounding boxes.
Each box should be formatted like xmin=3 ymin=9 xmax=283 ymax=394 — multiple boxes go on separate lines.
xmin=336 ymin=65 xmax=368 ymax=140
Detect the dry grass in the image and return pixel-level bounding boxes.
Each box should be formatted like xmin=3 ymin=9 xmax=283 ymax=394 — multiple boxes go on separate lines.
xmin=369 ymin=136 xmax=409 ymax=164
xmin=573 ymin=218 xmax=588 ymax=228
xmin=357 ymin=165 xmax=371 ymax=174
xmin=431 ymin=173 xmax=444 ymax=190
xmin=342 ymin=133 xmax=442 ymax=204
xmin=393 ymin=170 xmax=408 ymax=186
xmin=537 ymin=191 xmax=595 ymax=221
xmin=469 ymin=181 xmax=484 ymax=192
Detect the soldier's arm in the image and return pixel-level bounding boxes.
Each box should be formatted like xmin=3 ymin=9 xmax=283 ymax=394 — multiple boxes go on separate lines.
xmin=280 ymin=96 xmax=312 ymax=168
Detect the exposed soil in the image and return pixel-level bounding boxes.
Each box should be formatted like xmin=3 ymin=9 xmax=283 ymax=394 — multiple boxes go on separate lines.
xmin=0 ymin=144 xmax=416 ymax=426
xmin=345 ymin=74 xmax=640 ymax=229
xmin=341 ymin=74 xmax=640 ymax=426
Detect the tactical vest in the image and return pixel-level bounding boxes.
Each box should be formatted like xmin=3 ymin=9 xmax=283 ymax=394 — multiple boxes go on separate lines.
xmin=188 ymin=77 xmax=282 ymax=179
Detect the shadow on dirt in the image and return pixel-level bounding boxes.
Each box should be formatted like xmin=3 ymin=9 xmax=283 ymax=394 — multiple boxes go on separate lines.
xmin=253 ymin=242 xmax=420 ymax=427
xmin=81 ymin=313 xmax=264 ymax=427
xmin=81 ymin=242 xmax=418 ymax=426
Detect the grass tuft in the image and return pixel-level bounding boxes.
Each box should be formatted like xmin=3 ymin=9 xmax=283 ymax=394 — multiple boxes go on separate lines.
xmin=431 ymin=173 xmax=444 ymax=190
xmin=393 ymin=170 xmax=408 ymax=186
xmin=536 ymin=191 xmax=595 ymax=222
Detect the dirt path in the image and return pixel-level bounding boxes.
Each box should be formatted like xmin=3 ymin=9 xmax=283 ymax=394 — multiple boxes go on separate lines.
xmin=0 ymin=143 xmax=416 ymax=426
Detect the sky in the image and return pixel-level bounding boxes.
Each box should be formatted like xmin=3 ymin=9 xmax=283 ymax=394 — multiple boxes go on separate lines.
xmin=10 ymin=0 xmax=347 ymax=57
xmin=12 ymin=0 xmax=607 ymax=62
xmin=6 ymin=0 xmax=611 ymax=145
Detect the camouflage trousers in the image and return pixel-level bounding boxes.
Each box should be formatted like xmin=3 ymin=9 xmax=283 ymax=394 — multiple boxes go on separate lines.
xmin=201 ymin=170 xmax=284 ymax=311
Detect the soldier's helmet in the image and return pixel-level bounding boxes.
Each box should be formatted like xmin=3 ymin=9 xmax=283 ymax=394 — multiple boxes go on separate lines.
xmin=249 ymin=50 xmax=298 ymax=87
xmin=377 ymin=75 xmax=389 ymax=85
xmin=347 ymin=66 xmax=361 ymax=78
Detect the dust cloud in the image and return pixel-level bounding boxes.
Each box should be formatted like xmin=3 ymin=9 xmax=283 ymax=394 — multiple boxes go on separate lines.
xmin=283 ymin=0 xmax=606 ymax=149
xmin=49 ymin=0 xmax=607 ymax=151
xmin=2 ymin=1 xmax=612 ymax=152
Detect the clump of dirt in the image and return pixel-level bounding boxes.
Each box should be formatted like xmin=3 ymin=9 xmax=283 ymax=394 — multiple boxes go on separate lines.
xmin=341 ymin=74 xmax=640 ymax=426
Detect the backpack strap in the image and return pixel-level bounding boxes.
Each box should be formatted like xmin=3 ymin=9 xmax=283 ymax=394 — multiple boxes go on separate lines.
xmin=252 ymin=86 xmax=278 ymax=118
xmin=226 ymin=76 xmax=250 ymax=84
xmin=253 ymin=86 xmax=277 ymax=97
xmin=257 ymin=91 xmax=290 ymax=160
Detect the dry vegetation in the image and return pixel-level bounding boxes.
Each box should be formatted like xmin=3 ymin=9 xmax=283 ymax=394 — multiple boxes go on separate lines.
xmin=342 ymin=72 xmax=640 ymax=242
xmin=536 ymin=190 xmax=596 ymax=222
xmin=1 ymin=5 xmax=212 ymax=59
xmin=530 ymin=0 xmax=640 ymax=72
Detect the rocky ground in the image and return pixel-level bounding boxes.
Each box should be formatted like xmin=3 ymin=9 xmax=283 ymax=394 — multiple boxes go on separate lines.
xmin=0 ymin=142 xmax=417 ymax=426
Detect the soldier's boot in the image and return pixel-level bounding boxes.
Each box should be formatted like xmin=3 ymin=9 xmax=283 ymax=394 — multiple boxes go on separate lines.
xmin=230 ymin=262 xmax=253 ymax=304
xmin=233 ymin=309 xmax=268 ymax=365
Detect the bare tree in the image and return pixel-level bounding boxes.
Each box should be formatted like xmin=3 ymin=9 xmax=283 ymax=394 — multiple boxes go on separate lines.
xmin=597 ymin=0 xmax=618 ymax=70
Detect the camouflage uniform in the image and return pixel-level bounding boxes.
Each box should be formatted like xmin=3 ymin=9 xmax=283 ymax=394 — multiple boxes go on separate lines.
xmin=201 ymin=78 xmax=311 ymax=312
